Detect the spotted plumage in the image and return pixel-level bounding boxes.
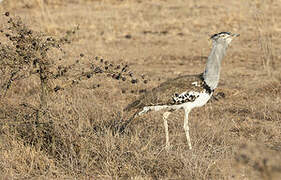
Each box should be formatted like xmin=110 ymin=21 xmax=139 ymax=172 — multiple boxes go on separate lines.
xmin=172 ymin=91 xmax=200 ymax=104
xmin=125 ymin=74 xmax=211 ymax=111
xmin=122 ymin=32 xmax=239 ymax=150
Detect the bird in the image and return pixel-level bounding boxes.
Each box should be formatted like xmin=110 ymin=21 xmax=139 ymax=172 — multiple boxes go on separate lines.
xmin=121 ymin=32 xmax=240 ymax=150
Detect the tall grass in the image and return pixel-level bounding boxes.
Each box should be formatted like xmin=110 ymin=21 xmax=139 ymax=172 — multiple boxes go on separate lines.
xmin=253 ymin=3 xmax=275 ymax=76
xmin=0 ymin=1 xmax=280 ymax=178
xmin=0 ymin=13 xmax=152 ymax=178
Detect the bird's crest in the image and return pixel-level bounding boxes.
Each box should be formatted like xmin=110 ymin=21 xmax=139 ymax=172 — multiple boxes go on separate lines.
xmin=210 ymin=32 xmax=231 ymax=40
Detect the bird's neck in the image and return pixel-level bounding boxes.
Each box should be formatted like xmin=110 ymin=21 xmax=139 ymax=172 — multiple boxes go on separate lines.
xmin=203 ymin=43 xmax=228 ymax=90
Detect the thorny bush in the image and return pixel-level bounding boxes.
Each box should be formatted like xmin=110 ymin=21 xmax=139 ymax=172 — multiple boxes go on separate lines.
xmin=0 ymin=13 xmax=150 ymax=172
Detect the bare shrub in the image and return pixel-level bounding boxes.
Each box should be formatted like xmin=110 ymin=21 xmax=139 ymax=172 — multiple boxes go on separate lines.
xmin=0 ymin=13 xmax=151 ymax=177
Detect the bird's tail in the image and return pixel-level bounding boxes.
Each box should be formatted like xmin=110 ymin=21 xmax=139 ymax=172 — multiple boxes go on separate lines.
xmin=118 ymin=110 xmax=139 ymax=133
xmin=123 ymin=99 xmax=140 ymax=112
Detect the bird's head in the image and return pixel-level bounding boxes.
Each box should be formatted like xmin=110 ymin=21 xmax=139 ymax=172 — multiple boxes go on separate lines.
xmin=210 ymin=32 xmax=239 ymax=46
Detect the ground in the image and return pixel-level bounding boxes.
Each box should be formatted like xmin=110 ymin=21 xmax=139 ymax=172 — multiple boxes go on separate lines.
xmin=0 ymin=0 xmax=280 ymax=179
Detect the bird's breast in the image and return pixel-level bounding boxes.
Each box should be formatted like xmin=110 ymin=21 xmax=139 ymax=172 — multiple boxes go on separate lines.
xmin=188 ymin=91 xmax=212 ymax=108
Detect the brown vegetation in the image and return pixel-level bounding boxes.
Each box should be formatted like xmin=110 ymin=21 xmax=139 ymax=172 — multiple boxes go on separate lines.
xmin=0 ymin=0 xmax=280 ymax=179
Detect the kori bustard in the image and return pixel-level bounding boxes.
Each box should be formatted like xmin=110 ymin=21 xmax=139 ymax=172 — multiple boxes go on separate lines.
xmin=122 ymin=32 xmax=239 ymax=150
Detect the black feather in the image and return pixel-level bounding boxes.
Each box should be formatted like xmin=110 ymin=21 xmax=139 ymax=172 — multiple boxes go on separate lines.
xmin=210 ymin=32 xmax=230 ymax=39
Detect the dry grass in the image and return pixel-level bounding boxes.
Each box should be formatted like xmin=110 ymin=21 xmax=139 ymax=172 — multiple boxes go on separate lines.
xmin=0 ymin=0 xmax=281 ymax=179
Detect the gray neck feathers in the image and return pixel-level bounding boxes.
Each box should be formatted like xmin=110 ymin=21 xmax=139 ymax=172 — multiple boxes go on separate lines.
xmin=203 ymin=42 xmax=228 ymax=90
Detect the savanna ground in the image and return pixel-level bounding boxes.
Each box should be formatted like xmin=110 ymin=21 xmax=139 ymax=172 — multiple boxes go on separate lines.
xmin=0 ymin=0 xmax=280 ymax=179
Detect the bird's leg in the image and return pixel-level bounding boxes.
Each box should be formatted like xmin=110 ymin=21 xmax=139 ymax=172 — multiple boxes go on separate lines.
xmin=183 ymin=108 xmax=192 ymax=150
xmin=163 ymin=111 xmax=171 ymax=150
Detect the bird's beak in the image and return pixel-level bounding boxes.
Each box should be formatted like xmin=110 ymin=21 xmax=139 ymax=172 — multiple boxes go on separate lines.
xmin=231 ymin=33 xmax=240 ymax=37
